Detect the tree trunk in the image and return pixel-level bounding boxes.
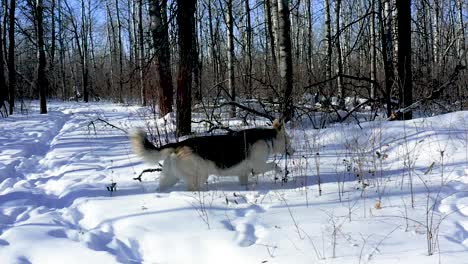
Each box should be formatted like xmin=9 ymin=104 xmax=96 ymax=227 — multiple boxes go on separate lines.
xmin=137 ymin=0 xmax=145 ymax=106
xmin=176 ymin=0 xmax=195 ymax=136
xmin=207 ymin=0 xmax=218 ymax=84
xmin=324 ymin=0 xmax=333 ymax=96
xmin=432 ymin=0 xmax=440 ymax=66
xmin=227 ymin=0 xmax=236 ymax=117
xmin=379 ymin=0 xmax=395 ymax=117
xmin=456 ymin=0 xmax=466 ymax=66
xmin=396 ymin=0 xmax=413 ymax=120
xmin=264 ymin=0 xmax=277 ymax=74
xmin=244 ymin=0 xmax=252 ymax=98
xmin=305 ymin=0 xmax=313 ymax=84
xmin=271 ymin=0 xmax=280 ymax=68
xmin=277 ymin=0 xmax=293 ymax=121
xmin=49 ymin=0 xmax=56 ymax=97
xmin=58 ymin=0 xmax=66 ymax=99
xmin=370 ymin=0 xmax=377 ymax=100
xmin=456 ymin=0 xmax=466 ymax=100
xmin=0 ymin=8 xmax=6 ymax=109
xmin=36 ymin=0 xmax=48 ymax=114
xmin=106 ymin=1 xmax=116 ymax=98
xmin=115 ymin=0 xmax=124 ymax=103
xmin=193 ymin=5 xmax=201 ymax=102
xmin=88 ymin=0 xmax=97 ymax=98
xmin=7 ymin=0 xmax=15 ymax=115
xmin=149 ymin=0 xmax=174 ymax=116
xmin=81 ymin=0 xmax=89 ymax=102
xmin=334 ymin=0 xmax=344 ymax=106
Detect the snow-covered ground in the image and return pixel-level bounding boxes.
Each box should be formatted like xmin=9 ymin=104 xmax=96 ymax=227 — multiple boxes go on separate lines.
xmin=0 ymin=101 xmax=467 ymax=264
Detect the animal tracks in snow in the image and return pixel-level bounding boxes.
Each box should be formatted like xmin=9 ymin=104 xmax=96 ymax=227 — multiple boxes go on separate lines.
xmin=438 ymin=180 xmax=468 ymax=249
xmin=221 ymin=193 xmax=269 ymax=247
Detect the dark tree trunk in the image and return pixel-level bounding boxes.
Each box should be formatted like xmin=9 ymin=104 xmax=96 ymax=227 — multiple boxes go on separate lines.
xmin=227 ymin=0 xmax=236 ymax=117
xmin=176 ymin=0 xmax=195 ymax=136
xmin=207 ymin=0 xmax=218 ymax=84
xmin=277 ymin=0 xmax=294 ymax=121
xmin=36 ymin=0 xmax=48 ymax=114
xmin=50 ymin=0 xmax=56 ymax=96
xmin=0 ymin=11 xmax=6 ymax=109
xmin=264 ymin=0 xmax=277 ymax=74
xmin=58 ymin=0 xmax=66 ymax=99
xmin=396 ymin=0 xmax=413 ymax=119
xmin=324 ymin=0 xmax=333 ymax=95
xmin=7 ymin=0 xmax=15 ymax=115
xmin=81 ymin=0 xmax=89 ymax=102
xmin=335 ymin=0 xmax=344 ymax=105
xmin=115 ymin=0 xmax=123 ymax=103
xmin=138 ymin=0 xmax=145 ymax=106
xmin=149 ymin=0 xmax=174 ymax=116
xmin=244 ymin=0 xmax=252 ymax=97
xmin=379 ymin=0 xmax=395 ymax=117
xmin=192 ymin=6 xmax=201 ymax=102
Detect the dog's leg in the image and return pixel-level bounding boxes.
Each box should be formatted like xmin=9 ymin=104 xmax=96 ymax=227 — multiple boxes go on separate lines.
xmin=185 ymin=173 xmax=208 ymax=191
xmin=159 ymin=157 xmax=179 ymax=191
xmin=238 ymin=174 xmax=249 ymax=185
xmin=252 ymin=162 xmax=281 ymax=175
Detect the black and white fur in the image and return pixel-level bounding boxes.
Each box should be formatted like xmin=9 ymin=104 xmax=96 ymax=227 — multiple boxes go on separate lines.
xmin=130 ymin=120 xmax=294 ymax=191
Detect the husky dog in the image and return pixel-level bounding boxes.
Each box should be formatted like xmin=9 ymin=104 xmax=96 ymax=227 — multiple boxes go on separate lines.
xmin=130 ymin=120 xmax=294 ymax=191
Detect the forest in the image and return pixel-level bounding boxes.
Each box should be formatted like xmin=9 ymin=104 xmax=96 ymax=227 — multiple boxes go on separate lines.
xmin=1 ymin=1 xmax=468 ymax=263
xmin=0 ymin=0 xmax=466 ymax=129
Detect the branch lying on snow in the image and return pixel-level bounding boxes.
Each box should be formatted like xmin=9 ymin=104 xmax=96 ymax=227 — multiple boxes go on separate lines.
xmin=340 ymin=98 xmax=375 ymax=122
xmin=389 ymin=63 xmax=466 ymax=121
xmin=87 ymin=118 xmax=127 ymax=134
xmin=133 ymin=168 xmax=162 ymax=182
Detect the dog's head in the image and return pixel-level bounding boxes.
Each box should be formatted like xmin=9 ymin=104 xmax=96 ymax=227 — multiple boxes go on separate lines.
xmin=272 ymin=119 xmax=295 ymax=156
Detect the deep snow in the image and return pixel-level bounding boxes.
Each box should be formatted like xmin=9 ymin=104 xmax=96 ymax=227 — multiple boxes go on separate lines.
xmin=0 ymin=101 xmax=467 ymax=264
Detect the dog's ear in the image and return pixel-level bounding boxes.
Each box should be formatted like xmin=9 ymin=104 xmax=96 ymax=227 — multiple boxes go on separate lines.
xmin=272 ymin=118 xmax=284 ymax=131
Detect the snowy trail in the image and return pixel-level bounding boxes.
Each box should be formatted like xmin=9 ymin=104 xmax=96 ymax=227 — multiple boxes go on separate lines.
xmin=0 ymin=103 xmax=150 ymax=263
xmin=0 ymin=102 xmax=467 ymax=264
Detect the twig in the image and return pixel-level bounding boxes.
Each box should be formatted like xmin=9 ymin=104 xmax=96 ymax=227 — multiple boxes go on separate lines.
xmin=133 ymin=168 xmax=162 ymax=182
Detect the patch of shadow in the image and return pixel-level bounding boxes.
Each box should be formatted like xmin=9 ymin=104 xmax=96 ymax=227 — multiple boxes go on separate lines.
xmin=16 ymin=256 xmax=32 ymax=264
xmin=220 ymin=219 xmax=235 ymax=231
xmin=48 ymin=229 xmax=67 ymax=238
xmin=0 ymin=239 xmax=10 ymax=246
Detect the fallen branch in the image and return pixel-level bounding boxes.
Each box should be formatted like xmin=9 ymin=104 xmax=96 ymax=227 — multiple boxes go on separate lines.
xmin=133 ymin=168 xmax=162 ymax=182
xmin=87 ymin=118 xmax=127 ymax=134
xmin=388 ymin=63 xmax=466 ymax=121
xmin=219 ymin=101 xmax=274 ymax=121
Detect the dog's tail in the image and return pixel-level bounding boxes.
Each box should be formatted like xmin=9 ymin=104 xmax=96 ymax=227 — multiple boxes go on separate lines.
xmin=129 ymin=129 xmax=173 ymax=164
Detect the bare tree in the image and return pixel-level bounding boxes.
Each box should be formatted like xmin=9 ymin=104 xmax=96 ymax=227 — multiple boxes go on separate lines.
xmin=34 ymin=0 xmax=48 ymax=114
xmin=324 ymin=0 xmax=333 ymax=96
xmin=7 ymin=0 xmax=15 ymax=115
xmin=0 ymin=3 xmax=6 ymax=112
xmin=244 ymin=0 xmax=252 ymax=98
xmin=264 ymin=0 xmax=277 ymax=75
xmin=115 ymin=0 xmax=124 ymax=103
xmin=57 ymin=0 xmax=67 ymax=99
xmin=370 ymin=0 xmax=377 ymax=100
xmin=379 ymin=0 xmax=395 ymax=117
xmin=137 ymin=0 xmax=145 ymax=106
xmin=335 ymin=0 xmax=344 ymax=105
xmin=176 ymin=0 xmax=196 ymax=136
xmin=226 ymin=0 xmax=236 ymax=117
xmin=150 ymin=0 xmax=173 ymax=116
xmin=396 ymin=0 xmax=413 ymax=119
xmin=277 ymin=0 xmax=293 ymax=121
